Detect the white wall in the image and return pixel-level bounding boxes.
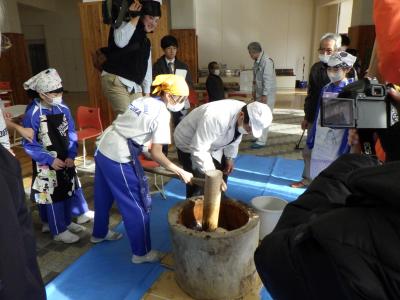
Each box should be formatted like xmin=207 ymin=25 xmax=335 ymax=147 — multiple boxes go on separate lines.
xmin=311 ymin=3 xmax=339 ymax=62
xmin=351 ymin=0 xmax=373 ymax=26
xmin=18 ymin=1 xmax=87 ymax=92
xmin=171 ymin=0 xmax=195 ymax=29
xmin=194 ymin=0 xmax=315 ymax=80
xmin=338 ymin=0 xmax=353 ymax=33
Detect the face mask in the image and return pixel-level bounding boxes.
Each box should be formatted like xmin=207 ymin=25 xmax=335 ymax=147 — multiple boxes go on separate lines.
xmin=50 ymin=96 xmax=63 ymax=105
xmin=238 ymin=126 xmax=248 ymax=135
xmin=327 ymin=69 xmax=345 ymax=82
xmin=167 ymin=100 xmax=185 ymax=112
xmin=319 ymin=54 xmax=331 ymax=64
xmin=213 ymin=69 xmax=220 ymax=76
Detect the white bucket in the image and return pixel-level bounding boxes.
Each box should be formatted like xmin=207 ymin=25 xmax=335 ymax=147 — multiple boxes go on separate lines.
xmin=251 ymin=196 xmax=288 ymax=239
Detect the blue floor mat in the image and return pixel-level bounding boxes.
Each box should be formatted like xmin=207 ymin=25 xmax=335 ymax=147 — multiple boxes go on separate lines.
xmin=46 ymin=193 xmax=180 ymax=300
xmin=271 ymin=157 xmax=304 ymax=181
xmin=46 ymin=155 xmax=304 ymax=300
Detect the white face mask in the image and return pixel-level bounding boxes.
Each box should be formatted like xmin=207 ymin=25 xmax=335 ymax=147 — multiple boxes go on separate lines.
xmin=51 ymin=96 xmax=63 ymax=105
xmin=213 ymin=69 xmax=220 ymax=76
xmin=327 ymin=69 xmax=345 ymax=83
xmin=167 ymin=100 xmax=185 ymax=112
xmin=319 ymin=54 xmax=331 ymax=64
xmin=238 ymin=126 xmax=248 ymax=135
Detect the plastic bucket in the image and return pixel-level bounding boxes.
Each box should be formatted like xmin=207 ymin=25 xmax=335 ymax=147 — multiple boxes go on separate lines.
xmin=251 ymin=196 xmax=288 ymax=239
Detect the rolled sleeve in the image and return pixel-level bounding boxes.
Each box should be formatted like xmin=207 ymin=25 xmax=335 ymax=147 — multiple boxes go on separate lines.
xmin=114 ymin=22 xmax=136 ymax=48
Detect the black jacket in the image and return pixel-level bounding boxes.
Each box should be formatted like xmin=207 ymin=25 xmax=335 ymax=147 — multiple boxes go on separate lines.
xmin=206 ymin=74 xmax=224 ymax=101
xmin=255 ymin=154 xmax=400 ymax=300
xmin=304 ymin=61 xmax=330 ymax=123
xmin=152 ymin=56 xmax=193 ymax=88
xmin=0 ymin=145 xmax=46 ymax=300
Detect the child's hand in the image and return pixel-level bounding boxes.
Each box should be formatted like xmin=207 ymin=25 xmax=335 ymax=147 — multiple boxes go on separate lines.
xmin=52 ymin=158 xmax=66 ymax=170
xmin=65 ymin=158 xmax=75 ymax=168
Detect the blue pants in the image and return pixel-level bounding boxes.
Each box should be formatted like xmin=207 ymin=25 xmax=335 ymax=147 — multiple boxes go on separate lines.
xmin=92 ymin=151 xmax=151 ymax=256
xmin=38 ymin=199 xmax=72 ymax=236
xmin=38 ymin=187 xmax=89 ymax=233
xmin=70 ymin=187 xmax=89 ymax=216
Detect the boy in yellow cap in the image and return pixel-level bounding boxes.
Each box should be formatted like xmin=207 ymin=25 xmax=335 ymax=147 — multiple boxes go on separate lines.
xmin=92 ymin=74 xmax=193 ymax=264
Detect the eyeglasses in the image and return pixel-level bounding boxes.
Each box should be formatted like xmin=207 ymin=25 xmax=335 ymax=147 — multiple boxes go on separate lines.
xmin=1 ymin=35 xmax=12 ymax=52
xmin=318 ymin=48 xmax=333 ymax=55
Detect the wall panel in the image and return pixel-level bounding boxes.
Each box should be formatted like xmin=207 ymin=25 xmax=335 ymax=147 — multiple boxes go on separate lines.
xmin=170 ymin=29 xmax=198 ymax=83
xmin=0 ymin=33 xmax=31 ymax=105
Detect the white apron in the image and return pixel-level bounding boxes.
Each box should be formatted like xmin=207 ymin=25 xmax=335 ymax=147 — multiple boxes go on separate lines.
xmin=310 ymin=92 xmax=346 ymax=179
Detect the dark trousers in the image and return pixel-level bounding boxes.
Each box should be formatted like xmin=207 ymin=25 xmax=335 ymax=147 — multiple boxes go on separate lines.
xmin=177 ymin=148 xmax=227 ymax=198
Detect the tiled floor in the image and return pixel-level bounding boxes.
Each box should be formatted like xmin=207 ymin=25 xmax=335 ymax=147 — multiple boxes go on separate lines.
xmin=16 ymin=90 xmax=306 ymax=298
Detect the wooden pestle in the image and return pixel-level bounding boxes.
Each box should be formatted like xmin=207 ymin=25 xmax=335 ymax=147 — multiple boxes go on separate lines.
xmin=202 ymin=170 xmax=223 ymax=232
xmin=143 ymin=166 xmax=223 ymax=231
xmin=142 ymin=166 xmax=205 ymax=187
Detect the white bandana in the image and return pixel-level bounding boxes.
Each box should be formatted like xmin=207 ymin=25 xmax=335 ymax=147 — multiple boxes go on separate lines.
xmin=23 ymin=68 xmax=62 ymax=94
xmin=327 ymin=51 xmax=357 ymax=68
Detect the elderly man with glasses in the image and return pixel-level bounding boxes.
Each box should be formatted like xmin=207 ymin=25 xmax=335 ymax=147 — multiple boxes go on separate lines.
xmin=291 ymin=33 xmax=342 ymax=188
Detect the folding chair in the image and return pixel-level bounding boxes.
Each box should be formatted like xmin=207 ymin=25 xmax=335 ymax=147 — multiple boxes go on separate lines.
xmin=76 ymin=106 xmax=103 ymax=168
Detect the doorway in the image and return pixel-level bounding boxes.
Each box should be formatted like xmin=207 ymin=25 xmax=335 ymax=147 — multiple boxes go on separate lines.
xmin=27 ymin=41 xmax=49 ymax=75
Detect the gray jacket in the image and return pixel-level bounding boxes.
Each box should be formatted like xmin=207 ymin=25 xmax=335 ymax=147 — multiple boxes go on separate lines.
xmin=253 ymin=51 xmax=276 ymax=100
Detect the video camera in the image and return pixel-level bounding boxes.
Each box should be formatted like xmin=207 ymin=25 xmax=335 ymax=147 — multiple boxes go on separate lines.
xmin=102 ymin=0 xmax=161 ymax=29
xmin=321 ymin=78 xmax=399 ymax=129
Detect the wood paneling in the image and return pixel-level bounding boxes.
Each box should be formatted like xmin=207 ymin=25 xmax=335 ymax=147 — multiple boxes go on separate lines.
xmin=0 ymin=33 xmax=31 ymax=105
xmin=78 ymin=0 xmax=170 ymax=127
xmin=170 ymin=29 xmax=198 ymax=83
xmin=348 ymin=25 xmax=375 ymax=75
xmin=148 ymin=0 xmax=170 ymax=63
xmin=79 ymin=2 xmax=113 ymax=126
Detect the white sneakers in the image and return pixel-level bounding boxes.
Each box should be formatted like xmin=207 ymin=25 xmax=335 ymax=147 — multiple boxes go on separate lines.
xmin=54 ymin=230 xmax=80 ymax=244
xmin=77 ymin=210 xmax=95 ymax=224
xmin=47 ymin=222 xmax=85 ymax=244
xmin=132 ymin=250 xmax=165 ymax=264
xmin=90 ymin=230 xmax=123 ymax=243
xmin=67 ymin=222 xmax=86 ymax=233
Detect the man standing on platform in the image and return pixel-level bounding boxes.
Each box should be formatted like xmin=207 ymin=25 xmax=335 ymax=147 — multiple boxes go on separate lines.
xmin=101 ymin=0 xmax=161 ymax=115
xmin=248 ymin=42 xmax=276 ymax=149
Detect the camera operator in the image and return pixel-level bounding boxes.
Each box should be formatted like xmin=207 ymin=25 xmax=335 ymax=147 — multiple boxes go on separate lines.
xmin=101 ymin=0 xmax=161 ymax=115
